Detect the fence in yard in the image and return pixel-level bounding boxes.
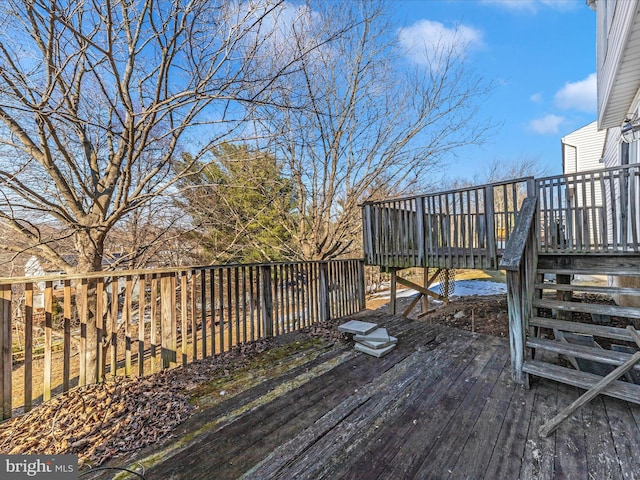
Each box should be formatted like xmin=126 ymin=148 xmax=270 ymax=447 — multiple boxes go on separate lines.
xmin=0 ymin=258 xmax=365 ymax=420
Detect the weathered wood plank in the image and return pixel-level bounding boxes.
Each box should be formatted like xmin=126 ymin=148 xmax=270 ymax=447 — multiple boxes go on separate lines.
xmin=78 ymin=278 xmax=87 ymax=386
xmin=0 ymin=284 xmax=12 ymax=419
xmin=138 ymin=276 xmax=146 ymax=377
xmin=357 ymin=338 xmax=501 ymax=480
xmin=419 ymin=343 xmax=510 ymax=479
xmin=160 ymin=273 xmax=177 ymax=369
xmin=124 ymin=275 xmax=133 ymax=376
xmin=552 ymin=384 xmax=588 ymax=478
xmin=150 ymin=275 xmax=159 ymax=371
xmin=519 ymin=377 xmax=558 ymax=480
xmin=533 ymin=298 xmax=640 ymax=320
xmin=111 ymin=279 xmax=119 ymax=375
xmin=23 ymin=283 xmax=33 ymax=412
xmin=63 ymin=280 xmax=71 ymax=391
xmin=603 ymin=397 xmax=640 ymax=480
xmin=523 ymin=360 xmax=640 ymax=404
xmin=536 ymin=282 xmax=640 ymax=296
xmin=527 ymin=337 xmax=640 ymax=373
xmin=483 ymin=372 xmax=538 ymax=480
xmin=530 ymin=316 xmax=636 ymax=343
xmin=582 ymin=396 xmax=623 ymax=480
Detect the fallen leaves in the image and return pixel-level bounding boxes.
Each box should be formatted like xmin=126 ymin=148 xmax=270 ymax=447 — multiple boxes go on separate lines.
xmin=0 ymin=337 xmax=272 ymax=468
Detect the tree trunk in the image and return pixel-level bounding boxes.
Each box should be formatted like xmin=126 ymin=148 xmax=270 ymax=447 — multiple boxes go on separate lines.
xmin=74 ymin=231 xmax=105 ymax=384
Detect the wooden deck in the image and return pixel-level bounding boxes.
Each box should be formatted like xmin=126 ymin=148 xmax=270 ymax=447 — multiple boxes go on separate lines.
xmin=103 ymin=311 xmax=640 ymax=480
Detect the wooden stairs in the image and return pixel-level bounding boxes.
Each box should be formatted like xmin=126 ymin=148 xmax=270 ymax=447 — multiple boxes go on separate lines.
xmin=522 ymin=253 xmax=640 ymax=404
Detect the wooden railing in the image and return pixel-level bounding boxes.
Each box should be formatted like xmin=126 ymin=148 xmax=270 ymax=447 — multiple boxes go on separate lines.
xmin=0 ymin=259 xmax=365 ymax=419
xmin=536 ymin=163 xmax=640 ymax=253
xmin=362 ymin=178 xmax=535 ymax=270
xmin=499 ymin=197 xmax=538 ymax=384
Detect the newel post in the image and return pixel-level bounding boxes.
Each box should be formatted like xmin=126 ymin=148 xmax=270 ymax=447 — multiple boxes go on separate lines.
xmin=499 ymin=196 xmax=538 ymax=385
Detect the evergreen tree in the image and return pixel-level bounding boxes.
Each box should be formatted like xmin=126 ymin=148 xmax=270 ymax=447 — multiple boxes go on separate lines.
xmin=178 ymin=144 xmax=297 ymax=264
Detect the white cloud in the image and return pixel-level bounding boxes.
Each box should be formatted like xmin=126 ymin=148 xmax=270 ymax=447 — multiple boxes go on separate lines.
xmin=398 ymin=20 xmax=483 ymax=68
xmin=554 ymin=73 xmax=597 ymax=113
xmin=481 ymin=0 xmax=579 ymax=12
xmin=530 ymin=92 xmax=543 ymax=103
xmin=528 ymin=114 xmax=565 ymax=134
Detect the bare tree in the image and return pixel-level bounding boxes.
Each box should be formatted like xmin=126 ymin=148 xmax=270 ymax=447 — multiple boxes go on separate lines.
xmin=250 ymin=0 xmax=493 ymax=260
xmin=0 ymin=0 xmax=332 ymax=380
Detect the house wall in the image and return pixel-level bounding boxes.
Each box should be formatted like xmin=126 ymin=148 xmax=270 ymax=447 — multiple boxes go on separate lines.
xmin=596 ymin=0 xmax=640 ymax=129
xmin=562 ymin=121 xmax=606 ymax=175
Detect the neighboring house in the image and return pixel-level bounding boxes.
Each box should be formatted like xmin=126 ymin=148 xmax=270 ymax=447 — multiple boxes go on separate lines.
xmin=561 ymin=121 xmax=607 ymax=245
xmin=562 ymin=121 xmax=606 ymax=175
xmin=589 ymin=0 xmax=640 ymax=306
xmin=24 ymin=253 xmax=133 ymax=309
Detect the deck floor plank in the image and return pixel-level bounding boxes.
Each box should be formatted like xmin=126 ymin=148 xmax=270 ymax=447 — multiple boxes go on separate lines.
xmin=448 ymin=343 xmax=522 ymax=480
xmin=482 ymin=373 xmax=538 ymax=480
xmin=603 ymin=397 xmax=640 ymax=480
xmin=582 ymin=396 xmax=624 ymax=480
xmin=553 ymin=383 xmax=589 ymax=480
xmin=368 ymin=336 xmax=505 ymax=480
xmin=411 ymin=341 xmax=510 ymax=480
xmin=317 ymin=331 xmax=488 ymax=480
xmin=519 ymin=377 xmax=561 ymax=479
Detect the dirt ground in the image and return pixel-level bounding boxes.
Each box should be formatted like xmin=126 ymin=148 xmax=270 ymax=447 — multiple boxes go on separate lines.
xmin=375 ymin=294 xmax=510 ymax=338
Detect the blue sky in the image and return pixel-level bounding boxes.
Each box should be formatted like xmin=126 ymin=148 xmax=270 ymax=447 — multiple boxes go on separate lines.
xmin=393 ymin=0 xmax=596 ymax=179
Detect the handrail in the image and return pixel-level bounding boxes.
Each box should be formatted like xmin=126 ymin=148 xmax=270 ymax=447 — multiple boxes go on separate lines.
xmin=535 ymin=161 xmax=640 ymax=182
xmin=499 ymin=197 xmax=538 ymax=271
xmin=0 ymin=258 xmax=364 ymax=285
xmin=361 ymin=176 xmax=534 ymax=206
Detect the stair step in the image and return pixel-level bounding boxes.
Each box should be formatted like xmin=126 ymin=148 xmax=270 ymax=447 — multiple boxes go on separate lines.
xmin=522 ymin=360 xmax=640 ymax=404
xmin=537 ymin=268 xmax=640 ymax=276
xmin=533 ymin=298 xmax=640 ymax=319
xmin=529 ymin=317 xmax=635 ymax=342
xmin=526 ymin=337 xmax=640 ymax=373
xmin=535 ymin=283 xmax=640 ymax=296
xmin=537 ymin=254 xmax=640 ymax=275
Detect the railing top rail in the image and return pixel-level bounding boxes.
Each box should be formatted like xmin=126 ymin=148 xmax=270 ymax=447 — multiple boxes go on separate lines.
xmin=535 ymin=162 xmax=640 ymax=183
xmin=361 ymin=176 xmax=534 ymax=207
xmin=0 ymin=257 xmax=365 ymax=286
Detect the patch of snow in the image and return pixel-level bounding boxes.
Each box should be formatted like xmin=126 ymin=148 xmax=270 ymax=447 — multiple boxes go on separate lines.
xmin=370 ymin=279 xmax=506 ymax=301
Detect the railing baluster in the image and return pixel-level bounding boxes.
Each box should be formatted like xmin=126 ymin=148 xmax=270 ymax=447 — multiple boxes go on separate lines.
xmin=63 ymin=280 xmax=71 ymax=391
xmin=1 ymin=284 xmax=13 ymax=419
xmin=138 ymin=275 xmax=146 ymax=376
xmin=24 ymin=283 xmax=33 ymax=413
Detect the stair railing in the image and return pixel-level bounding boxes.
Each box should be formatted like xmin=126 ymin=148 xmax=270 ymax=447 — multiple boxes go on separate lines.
xmin=499 ymin=196 xmax=539 ymax=384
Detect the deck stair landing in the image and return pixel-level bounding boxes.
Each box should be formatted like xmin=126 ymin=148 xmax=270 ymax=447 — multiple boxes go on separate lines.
xmin=522 ymin=253 xmax=640 ymax=404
